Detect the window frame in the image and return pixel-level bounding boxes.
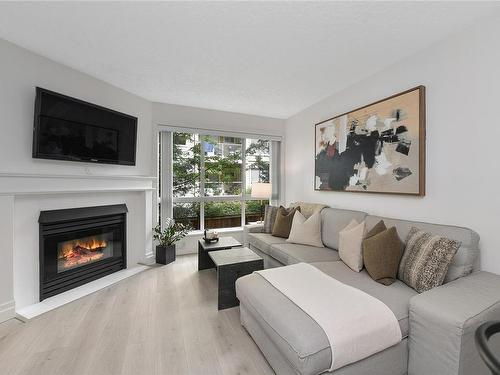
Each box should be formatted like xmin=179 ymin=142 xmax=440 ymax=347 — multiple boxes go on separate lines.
xmin=159 ymin=129 xmax=280 ymax=233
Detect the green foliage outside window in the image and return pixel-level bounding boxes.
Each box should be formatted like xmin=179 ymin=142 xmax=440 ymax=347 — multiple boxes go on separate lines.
xmin=246 ymin=139 xmax=270 ymax=183
xmin=171 ymin=133 xmax=270 ymax=226
xmin=173 ymin=133 xmax=200 ymax=197
xmin=203 ymin=135 xmax=242 ymax=196
xmin=205 ymin=201 xmax=241 ymax=218
xmin=246 ymin=200 xmax=263 ymax=214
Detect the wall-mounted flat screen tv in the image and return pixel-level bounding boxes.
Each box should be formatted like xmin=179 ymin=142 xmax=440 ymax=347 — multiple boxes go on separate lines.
xmin=33 ymin=87 xmax=137 ymax=165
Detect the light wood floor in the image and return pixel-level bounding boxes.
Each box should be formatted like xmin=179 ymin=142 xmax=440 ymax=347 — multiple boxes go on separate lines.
xmin=0 ymin=255 xmax=275 ymax=375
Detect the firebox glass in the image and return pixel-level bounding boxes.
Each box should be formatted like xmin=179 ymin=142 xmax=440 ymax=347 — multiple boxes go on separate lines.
xmin=57 ymin=232 xmax=114 ymax=272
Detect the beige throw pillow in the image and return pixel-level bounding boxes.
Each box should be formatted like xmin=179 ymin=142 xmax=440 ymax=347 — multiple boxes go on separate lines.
xmin=339 ymin=219 xmax=366 ymax=272
xmin=290 ymin=202 xmax=328 ymax=219
xmin=286 ymin=211 xmax=324 ymax=248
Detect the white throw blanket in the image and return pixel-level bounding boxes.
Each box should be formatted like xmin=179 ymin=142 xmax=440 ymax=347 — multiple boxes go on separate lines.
xmin=256 ymin=263 xmax=402 ymax=371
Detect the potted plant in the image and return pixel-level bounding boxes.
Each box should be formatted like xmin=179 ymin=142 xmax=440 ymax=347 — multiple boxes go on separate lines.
xmin=153 ymin=218 xmax=190 ymax=265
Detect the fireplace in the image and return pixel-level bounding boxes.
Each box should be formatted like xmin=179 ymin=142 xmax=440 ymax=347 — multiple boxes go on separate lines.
xmin=39 ymin=204 xmax=127 ymax=301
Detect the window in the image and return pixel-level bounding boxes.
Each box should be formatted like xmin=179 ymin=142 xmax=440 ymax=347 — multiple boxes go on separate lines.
xmin=203 ymin=135 xmax=242 ymax=196
xmin=159 ymin=130 xmax=280 ymax=232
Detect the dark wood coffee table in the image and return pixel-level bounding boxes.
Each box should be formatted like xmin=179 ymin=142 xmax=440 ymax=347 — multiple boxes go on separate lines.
xmin=209 ymin=247 xmax=263 ymax=310
xmin=198 ymin=236 xmax=242 ymax=271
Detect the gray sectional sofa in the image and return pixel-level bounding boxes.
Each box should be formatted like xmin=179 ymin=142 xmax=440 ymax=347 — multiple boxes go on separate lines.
xmin=237 ymin=207 xmax=500 ymax=375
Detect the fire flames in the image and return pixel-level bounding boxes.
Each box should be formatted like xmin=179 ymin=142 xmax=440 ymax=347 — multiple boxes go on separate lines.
xmin=58 ymin=236 xmax=107 ymax=269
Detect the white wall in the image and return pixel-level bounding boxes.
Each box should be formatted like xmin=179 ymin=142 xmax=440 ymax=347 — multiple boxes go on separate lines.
xmin=0 ymin=196 xmax=15 ymax=321
xmin=0 ymin=38 xmax=154 ymax=177
xmin=0 ymin=38 xmax=156 ymax=320
xmin=285 ymin=18 xmax=500 ymax=274
xmin=152 ymin=102 xmax=285 ymax=137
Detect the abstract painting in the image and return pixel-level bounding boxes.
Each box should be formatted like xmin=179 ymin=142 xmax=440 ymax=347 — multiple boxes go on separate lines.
xmin=315 ymin=86 xmax=425 ymax=195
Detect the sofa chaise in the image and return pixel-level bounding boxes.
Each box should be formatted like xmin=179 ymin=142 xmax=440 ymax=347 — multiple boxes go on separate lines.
xmin=237 ymin=207 xmax=500 ymax=375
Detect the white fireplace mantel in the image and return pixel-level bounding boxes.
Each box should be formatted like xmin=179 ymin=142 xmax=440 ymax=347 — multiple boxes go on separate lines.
xmin=0 ymin=172 xmax=157 ymax=323
xmin=0 ymin=172 xmax=156 ymax=195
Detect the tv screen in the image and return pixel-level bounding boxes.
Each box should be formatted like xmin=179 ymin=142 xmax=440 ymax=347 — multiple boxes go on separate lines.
xmin=33 ymin=88 xmax=137 ymax=165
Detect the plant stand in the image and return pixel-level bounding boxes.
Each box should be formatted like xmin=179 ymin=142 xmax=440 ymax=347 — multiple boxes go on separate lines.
xmin=156 ymin=245 xmax=176 ymax=265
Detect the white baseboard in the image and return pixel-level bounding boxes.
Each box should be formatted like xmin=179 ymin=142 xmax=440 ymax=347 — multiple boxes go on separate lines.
xmin=0 ymin=300 xmax=15 ymax=323
xmin=16 ymin=265 xmax=150 ymax=320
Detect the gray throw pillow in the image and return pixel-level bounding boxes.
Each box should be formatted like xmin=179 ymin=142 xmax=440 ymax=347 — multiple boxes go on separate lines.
xmin=263 ymin=205 xmax=278 ymax=234
xmin=398 ymin=227 xmax=461 ymax=293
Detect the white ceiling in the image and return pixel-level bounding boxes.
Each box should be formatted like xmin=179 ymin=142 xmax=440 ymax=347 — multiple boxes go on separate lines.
xmin=0 ymin=2 xmax=499 ymax=119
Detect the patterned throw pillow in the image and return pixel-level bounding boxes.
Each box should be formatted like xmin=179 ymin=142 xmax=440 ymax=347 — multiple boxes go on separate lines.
xmin=398 ymin=227 xmax=461 ymax=293
xmin=262 ymin=205 xmax=278 ymax=234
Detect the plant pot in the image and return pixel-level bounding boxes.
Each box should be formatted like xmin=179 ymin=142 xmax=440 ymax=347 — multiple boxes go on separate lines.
xmin=156 ymin=244 xmax=176 ymax=265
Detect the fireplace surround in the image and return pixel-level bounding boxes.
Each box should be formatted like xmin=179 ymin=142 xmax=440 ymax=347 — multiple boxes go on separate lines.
xmin=39 ymin=204 xmax=127 ymax=301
